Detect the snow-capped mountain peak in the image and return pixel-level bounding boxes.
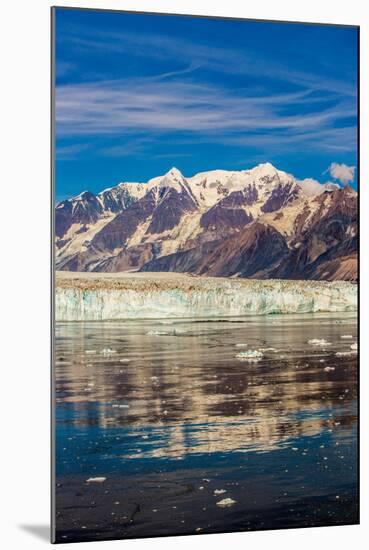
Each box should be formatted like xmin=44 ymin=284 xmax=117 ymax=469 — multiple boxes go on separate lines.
xmin=55 ymin=162 xmax=357 ymax=281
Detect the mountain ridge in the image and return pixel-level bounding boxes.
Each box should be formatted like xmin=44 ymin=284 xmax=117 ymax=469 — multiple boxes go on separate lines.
xmin=55 ymin=163 xmax=357 ymax=281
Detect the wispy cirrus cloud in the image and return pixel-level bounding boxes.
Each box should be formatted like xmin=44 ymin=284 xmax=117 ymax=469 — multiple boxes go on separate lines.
xmin=55 ymin=142 xmax=90 ymax=160
xmin=55 ymin=12 xmax=357 ymax=192
xmin=58 ymin=25 xmax=357 ymax=97
xmin=55 ymin=76 xmax=355 ymax=156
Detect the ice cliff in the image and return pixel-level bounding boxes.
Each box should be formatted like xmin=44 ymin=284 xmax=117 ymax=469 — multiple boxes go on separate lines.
xmin=55 ymin=272 xmax=357 ymax=321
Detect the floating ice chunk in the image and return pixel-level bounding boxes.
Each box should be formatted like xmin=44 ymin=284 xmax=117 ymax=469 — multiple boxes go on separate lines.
xmin=324 ymin=366 xmax=335 ymax=372
xmin=350 ymin=342 xmax=358 ymax=351
xmin=216 ymin=498 xmax=236 ymax=508
xmin=236 ymin=350 xmax=264 ymax=361
xmin=86 ymin=477 xmax=106 ymax=483
xmin=235 ymin=343 xmax=248 ymax=347
xmin=258 ymin=347 xmax=277 ymax=352
xmin=308 ymin=339 xmax=332 ymax=346
xmin=85 ymin=350 xmax=97 ymax=354
xmin=214 ymin=489 xmax=227 ymax=495
xmin=335 ymin=351 xmax=355 ymax=357
xmin=119 ymin=358 xmax=130 ymax=363
xmin=341 ymin=335 xmax=353 ymax=339
xmin=100 ymin=348 xmax=117 ymax=355
xmin=147 ymin=330 xmax=168 ymax=336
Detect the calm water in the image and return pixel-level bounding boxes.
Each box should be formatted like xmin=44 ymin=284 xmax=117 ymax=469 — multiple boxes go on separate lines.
xmin=54 ymin=312 xmax=358 ymax=542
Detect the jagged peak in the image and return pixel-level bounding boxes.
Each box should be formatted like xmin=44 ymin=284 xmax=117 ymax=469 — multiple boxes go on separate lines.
xmin=342 ymin=184 xmax=357 ymax=195
xmin=76 ymin=190 xmax=96 ymax=200
xmin=163 ymin=166 xmax=185 ymax=181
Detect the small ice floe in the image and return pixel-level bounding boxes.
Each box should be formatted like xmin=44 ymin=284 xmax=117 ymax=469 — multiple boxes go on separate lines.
xmin=146 ymin=330 xmax=168 ymax=336
xmin=195 ymin=527 xmax=203 ymax=532
xmin=119 ymin=358 xmax=130 ymax=363
xmin=235 ymin=350 xmax=264 ymax=361
xmin=336 ymin=351 xmax=354 ymax=357
xmin=216 ymin=498 xmax=236 ymax=508
xmin=308 ymin=339 xmax=332 ymax=346
xmin=258 ymin=347 xmax=277 ymax=352
xmin=100 ymin=348 xmax=117 ymax=355
xmin=341 ymin=335 xmax=353 ymax=339
xmin=350 ymin=343 xmax=358 ymax=351
xmin=235 ymin=343 xmax=248 ymax=348
xmin=85 ymin=350 xmax=97 ymax=354
xmin=86 ymin=477 xmax=106 ymax=483
xmin=112 ymin=403 xmax=130 ymax=409
xmin=214 ymin=489 xmax=227 ymax=495
xmin=324 ymin=366 xmax=335 ymax=372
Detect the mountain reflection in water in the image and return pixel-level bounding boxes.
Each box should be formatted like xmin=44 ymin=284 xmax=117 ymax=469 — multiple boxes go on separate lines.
xmin=54 ymin=312 xmax=358 ymax=542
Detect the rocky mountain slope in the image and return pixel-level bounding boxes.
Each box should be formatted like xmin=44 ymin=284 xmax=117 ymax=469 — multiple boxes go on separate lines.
xmin=55 ymin=163 xmax=357 ymax=281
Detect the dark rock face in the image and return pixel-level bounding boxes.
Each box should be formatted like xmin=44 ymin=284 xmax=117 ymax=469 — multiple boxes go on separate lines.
xmin=146 ymin=186 xmax=198 ymax=234
xmin=55 ymin=187 xmax=144 ymax=239
xmin=91 ymin=190 xmax=157 ymax=251
xmin=141 ymin=240 xmax=221 ymax=274
xmin=273 ymin=187 xmax=358 ymax=281
xmin=98 ymin=186 xmax=138 ymax=213
xmin=93 ymin=243 xmax=157 ymax=272
xmin=220 ymin=185 xmax=258 ymax=207
xmin=142 ymin=223 xmax=288 ymax=279
xmin=198 ymin=222 xmax=288 ymax=277
xmin=200 ymin=205 xmax=253 ymax=232
xmin=200 ymin=189 xmax=255 ymax=233
xmin=261 ymin=182 xmax=299 ymax=213
xmin=55 ymin=192 xmax=103 ymax=238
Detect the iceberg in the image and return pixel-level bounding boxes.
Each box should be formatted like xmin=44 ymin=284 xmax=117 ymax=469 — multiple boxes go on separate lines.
xmin=55 ymin=272 xmax=357 ymax=321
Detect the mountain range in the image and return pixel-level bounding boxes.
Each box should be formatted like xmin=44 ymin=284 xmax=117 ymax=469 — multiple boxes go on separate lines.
xmin=55 ymin=163 xmax=358 ymax=281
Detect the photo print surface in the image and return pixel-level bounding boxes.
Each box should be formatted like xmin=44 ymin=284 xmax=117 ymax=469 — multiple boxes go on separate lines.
xmin=52 ymin=7 xmax=359 ymax=543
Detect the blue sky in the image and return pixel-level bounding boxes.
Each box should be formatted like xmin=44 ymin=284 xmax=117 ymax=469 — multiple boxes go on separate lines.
xmin=55 ymin=8 xmax=358 ymax=201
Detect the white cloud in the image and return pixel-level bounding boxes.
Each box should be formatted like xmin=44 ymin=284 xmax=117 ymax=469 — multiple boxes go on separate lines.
xmin=328 ymin=162 xmax=355 ymax=184
xmin=56 ymin=78 xmax=354 ymax=140
xmin=297 ymin=178 xmax=339 ymax=197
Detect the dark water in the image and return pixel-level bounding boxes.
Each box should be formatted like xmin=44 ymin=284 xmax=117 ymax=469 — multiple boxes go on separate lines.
xmin=54 ymin=312 xmax=358 ymax=542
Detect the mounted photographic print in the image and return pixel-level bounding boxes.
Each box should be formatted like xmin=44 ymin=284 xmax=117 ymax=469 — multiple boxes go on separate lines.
xmin=51 ymin=6 xmax=359 ymax=544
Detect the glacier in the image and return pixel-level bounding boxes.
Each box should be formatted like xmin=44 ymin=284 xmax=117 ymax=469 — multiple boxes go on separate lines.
xmin=55 ymin=272 xmax=357 ymax=321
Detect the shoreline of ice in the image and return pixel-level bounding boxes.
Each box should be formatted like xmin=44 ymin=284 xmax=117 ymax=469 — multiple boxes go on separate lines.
xmin=55 ymin=272 xmax=357 ymax=321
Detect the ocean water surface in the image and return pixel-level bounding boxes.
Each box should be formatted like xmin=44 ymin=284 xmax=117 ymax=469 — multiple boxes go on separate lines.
xmin=54 ymin=312 xmax=358 ymax=542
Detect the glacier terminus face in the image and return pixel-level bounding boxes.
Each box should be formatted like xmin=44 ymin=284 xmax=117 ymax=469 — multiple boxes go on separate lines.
xmin=55 ymin=273 xmax=357 ymax=321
